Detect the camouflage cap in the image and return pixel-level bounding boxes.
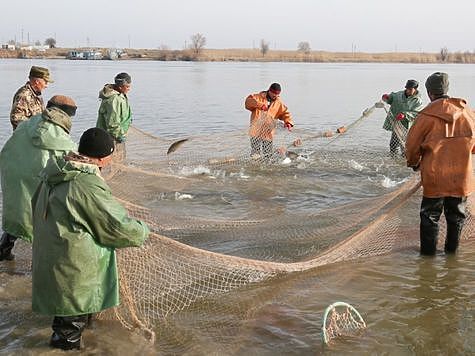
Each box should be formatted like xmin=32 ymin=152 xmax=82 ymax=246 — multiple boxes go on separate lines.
xmin=29 ymin=66 xmax=54 ymax=83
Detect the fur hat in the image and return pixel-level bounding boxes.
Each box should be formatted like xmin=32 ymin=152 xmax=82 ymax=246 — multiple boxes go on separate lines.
xmin=46 ymin=95 xmax=77 ymax=117
xmin=425 ymin=72 xmax=449 ymax=96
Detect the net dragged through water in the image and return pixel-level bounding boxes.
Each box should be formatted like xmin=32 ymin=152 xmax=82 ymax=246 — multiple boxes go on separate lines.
xmin=3 ymin=106 xmax=475 ymax=344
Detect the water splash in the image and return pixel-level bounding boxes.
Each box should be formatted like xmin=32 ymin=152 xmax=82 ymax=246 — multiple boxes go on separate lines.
xmin=179 ymin=165 xmax=211 ymax=176
xmin=348 ymin=159 xmax=365 ymax=171
xmin=174 ymin=192 xmax=194 ymax=200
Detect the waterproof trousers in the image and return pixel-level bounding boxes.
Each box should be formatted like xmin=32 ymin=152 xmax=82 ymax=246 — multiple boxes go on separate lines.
xmin=389 ymin=131 xmax=405 ymax=156
xmin=50 ymin=314 xmax=92 ymax=350
xmin=419 ymin=196 xmax=467 ymax=256
xmin=0 ymin=232 xmax=17 ymax=261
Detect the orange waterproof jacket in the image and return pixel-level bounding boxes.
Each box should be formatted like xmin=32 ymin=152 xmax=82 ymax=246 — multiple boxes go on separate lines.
xmin=406 ymin=97 xmax=475 ymax=198
xmin=245 ymin=91 xmax=293 ymax=141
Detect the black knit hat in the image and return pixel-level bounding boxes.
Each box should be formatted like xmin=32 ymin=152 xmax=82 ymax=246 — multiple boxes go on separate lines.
xmin=269 ymin=83 xmax=282 ymax=93
xmin=405 ymin=79 xmax=419 ymax=89
xmin=425 ymin=72 xmax=449 ymax=95
xmin=114 ymin=72 xmax=131 ymax=86
xmin=78 ymin=128 xmax=115 ymax=158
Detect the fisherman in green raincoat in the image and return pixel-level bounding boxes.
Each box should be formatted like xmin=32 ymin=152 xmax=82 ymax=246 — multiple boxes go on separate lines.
xmin=96 ymin=72 xmax=133 ymax=162
xmin=31 ymin=127 xmax=149 ymax=350
xmin=0 ymin=96 xmax=77 ymax=260
xmin=381 ymin=79 xmax=424 ymax=156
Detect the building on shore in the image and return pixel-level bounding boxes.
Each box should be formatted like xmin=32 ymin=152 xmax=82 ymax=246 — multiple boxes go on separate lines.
xmin=67 ymin=50 xmax=103 ymax=60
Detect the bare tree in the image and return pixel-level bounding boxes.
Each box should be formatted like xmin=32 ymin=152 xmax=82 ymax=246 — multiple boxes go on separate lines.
xmin=190 ymin=33 xmax=206 ymax=56
xmin=44 ymin=37 xmax=56 ymax=48
xmin=34 ymin=40 xmax=41 ymax=46
xmin=438 ymin=47 xmax=448 ymax=62
xmin=297 ymin=41 xmax=311 ymax=54
xmin=260 ymin=39 xmax=269 ymax=56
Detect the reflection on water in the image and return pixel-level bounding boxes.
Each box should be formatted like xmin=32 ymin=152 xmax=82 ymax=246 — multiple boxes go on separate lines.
xmin=1 ymin=60 xmax=475 ymax=353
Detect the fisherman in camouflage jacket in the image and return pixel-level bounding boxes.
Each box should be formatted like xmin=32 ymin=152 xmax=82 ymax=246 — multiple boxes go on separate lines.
xmin=10 ymin=66 xmax=53 ymax=130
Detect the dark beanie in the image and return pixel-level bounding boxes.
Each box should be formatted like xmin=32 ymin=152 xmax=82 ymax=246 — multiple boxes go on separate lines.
xmin=46 ymin=95 xmax=77 ymax=117
xmin=114 ymin=72 xmax=132 ymax=86
xmin=269 ymin=83 xmax=282 ymax=93
xmin=405 ymin=79 xmax=419 ymax=89
xmin=425 ymin=72 xmax=449 ymax=95
xmin=78 ymin=128 xmax=115 ymax=158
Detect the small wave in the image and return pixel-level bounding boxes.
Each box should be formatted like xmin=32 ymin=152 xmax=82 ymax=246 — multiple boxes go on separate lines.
xmin=179 ymin=165 xmax=211 ymax=176
xmin=175 ymin=192 xmax=194 ymax=200
xmin=230 ymin=170 xmax=250 ymax=179
xmin=381 ymin=176 xmax=398 ymax=188
xmin=348 ymin=159 xmax=365 ymax=171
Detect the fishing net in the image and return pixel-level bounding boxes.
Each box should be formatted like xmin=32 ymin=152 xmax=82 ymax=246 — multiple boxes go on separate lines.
xmin=97 ymin=104 xmax=475 ymax=342
xmin=2 ymin=103 xmax=475 ymax=345
xmin=322 ymin=302 xmax=366 ymax=345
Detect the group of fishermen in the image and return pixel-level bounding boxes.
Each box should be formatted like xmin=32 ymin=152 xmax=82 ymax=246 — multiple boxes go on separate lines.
xmin=0 ymin=66 xmax=474 ymax=351
xmin=0 ymin=66 xmax=149 ymax=350
xmin=246 ymin=74 xmax=475 ymax=258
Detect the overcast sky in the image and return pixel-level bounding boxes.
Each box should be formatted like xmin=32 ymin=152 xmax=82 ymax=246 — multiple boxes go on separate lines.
xmin=1 ymin=0 xmax=474 ymax=52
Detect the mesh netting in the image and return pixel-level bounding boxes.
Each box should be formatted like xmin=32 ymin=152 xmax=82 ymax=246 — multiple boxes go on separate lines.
xmin=322 ymin=302 xmax=366 ymax=345
xmin=2 ymin=104 xmax=474 ymax=344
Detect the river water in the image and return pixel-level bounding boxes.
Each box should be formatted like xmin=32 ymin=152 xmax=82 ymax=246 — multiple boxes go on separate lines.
xmin=0 ymin=59 xmax=475 ymax=354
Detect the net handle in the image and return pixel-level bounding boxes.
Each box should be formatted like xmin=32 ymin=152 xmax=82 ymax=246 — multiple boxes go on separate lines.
xmin=322 ymin=301 xmax=365 ymax=344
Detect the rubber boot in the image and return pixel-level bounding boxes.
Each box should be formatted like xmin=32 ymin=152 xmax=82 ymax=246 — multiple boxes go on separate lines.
xmin=0 ymin=232 xmax=17 ymax=261
xmin=445 ymin=222 xmax=463 ymax=254
xmin=50 ymin=315 xmax=88 ymax=350
xmin=420 ymin=225 xmax=438 ymax=256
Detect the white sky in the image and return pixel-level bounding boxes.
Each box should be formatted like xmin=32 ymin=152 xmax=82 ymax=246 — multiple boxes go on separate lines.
xmin=1 ymin=0 xmax=474 ymax=52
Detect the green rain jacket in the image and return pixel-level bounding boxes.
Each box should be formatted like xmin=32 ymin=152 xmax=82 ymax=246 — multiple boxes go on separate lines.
xmin=96 ymin=84 xmax=132 ymax=142
xmin=383 ymin=90 xmax=424 ymax=131
xmin=0 ymin=108 xmax=76 ymax=242
xmin=31 ymin=156 xmax=149 ymax=316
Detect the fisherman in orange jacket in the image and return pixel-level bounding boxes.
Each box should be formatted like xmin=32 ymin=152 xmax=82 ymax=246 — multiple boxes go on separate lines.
xmin=406 ymin=72 xmax=475 ymax=255
xmin=245 ymin=83 xmax=294 ymax=159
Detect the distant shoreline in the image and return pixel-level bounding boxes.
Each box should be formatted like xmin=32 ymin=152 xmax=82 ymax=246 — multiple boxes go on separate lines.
xmin=1 ymin=47 xmax=475 ymax=64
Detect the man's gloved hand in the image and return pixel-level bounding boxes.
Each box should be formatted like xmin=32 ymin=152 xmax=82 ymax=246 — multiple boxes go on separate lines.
xmin=261 ymin=104 xmax=268 ymax=111
xmin=396 ymin=113 xmax=405 ymax=121
xmin=382 ymin=94 xmax=390 ymax=102
xmin=284 ymin=122 xmax=294 ymax=131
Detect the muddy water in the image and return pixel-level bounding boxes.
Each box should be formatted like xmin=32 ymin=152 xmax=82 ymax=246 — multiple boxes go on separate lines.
xmin=0 ymin=60 xmax=475 ymax=354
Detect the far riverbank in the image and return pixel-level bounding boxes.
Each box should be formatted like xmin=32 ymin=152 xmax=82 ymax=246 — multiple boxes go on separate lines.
xmin=1 ymin=47 xmax=475 ymax=64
